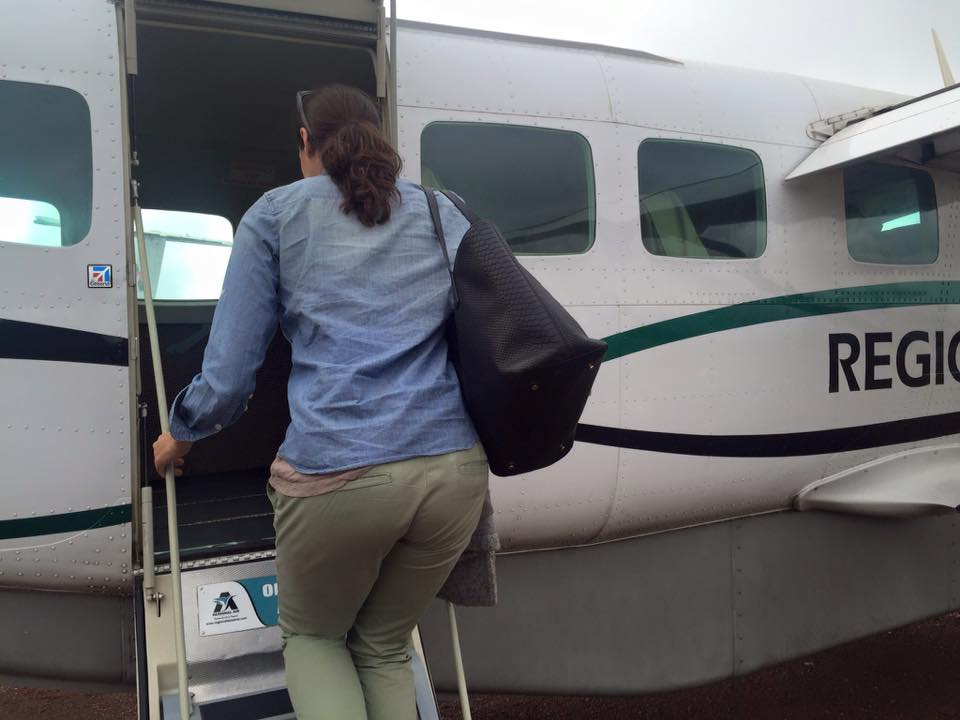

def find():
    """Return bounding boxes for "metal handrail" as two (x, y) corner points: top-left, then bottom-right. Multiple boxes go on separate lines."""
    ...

(447, 601), (473, 720)
(134, 195), (191, 720)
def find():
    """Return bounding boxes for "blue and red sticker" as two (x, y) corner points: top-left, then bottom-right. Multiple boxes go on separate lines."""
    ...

(87, 264), (112, 289)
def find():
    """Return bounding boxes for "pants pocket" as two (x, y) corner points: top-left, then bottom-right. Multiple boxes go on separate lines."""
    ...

(338, 473), (392, 491)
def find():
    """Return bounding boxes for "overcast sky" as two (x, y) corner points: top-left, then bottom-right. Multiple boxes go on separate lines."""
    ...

(394, 0), (960, 97)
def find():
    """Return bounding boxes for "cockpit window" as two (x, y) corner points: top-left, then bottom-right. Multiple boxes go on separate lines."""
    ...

(137, 210), (233, 301)
(638, 139), (766, 260)
(0, 80), (92, 247)
(843, 163), (938, 265)
(421, 122), (596, 255)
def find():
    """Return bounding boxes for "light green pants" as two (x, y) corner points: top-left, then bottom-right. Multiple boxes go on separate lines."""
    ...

(268, 443), (489, 720)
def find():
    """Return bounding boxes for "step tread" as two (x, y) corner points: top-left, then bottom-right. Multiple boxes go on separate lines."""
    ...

(153, 468), (275, 562)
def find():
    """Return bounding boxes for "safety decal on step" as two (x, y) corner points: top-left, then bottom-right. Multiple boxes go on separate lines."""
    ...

(197, 576), (279, 636)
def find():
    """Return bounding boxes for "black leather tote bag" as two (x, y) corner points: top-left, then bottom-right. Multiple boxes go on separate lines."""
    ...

(422, 187), (607, 476)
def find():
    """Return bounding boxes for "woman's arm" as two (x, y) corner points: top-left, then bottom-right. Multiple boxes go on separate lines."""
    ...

(160, 193), (281, 463)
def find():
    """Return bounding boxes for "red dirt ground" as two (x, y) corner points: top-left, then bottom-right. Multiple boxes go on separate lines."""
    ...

(4, 611), (960, 719)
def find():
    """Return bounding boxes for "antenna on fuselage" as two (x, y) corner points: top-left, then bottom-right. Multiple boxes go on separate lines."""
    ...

(932, 29), (955, 87)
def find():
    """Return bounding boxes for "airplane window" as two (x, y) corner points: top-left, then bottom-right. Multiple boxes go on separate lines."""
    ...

(420, 122), (596, 255)
(0, 80), (92, 247)
(844, 163), (938, 265)
(0, 198), (63, 247)
(638, 139), (766, 260)
(136, 210), (234, 301)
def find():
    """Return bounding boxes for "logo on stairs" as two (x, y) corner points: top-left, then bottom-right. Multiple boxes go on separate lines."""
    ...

(212, 592), (239, 615)
(198, 581), (268, 637)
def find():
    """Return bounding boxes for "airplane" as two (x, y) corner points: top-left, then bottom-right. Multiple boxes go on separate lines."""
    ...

(1, 0), (959, 717)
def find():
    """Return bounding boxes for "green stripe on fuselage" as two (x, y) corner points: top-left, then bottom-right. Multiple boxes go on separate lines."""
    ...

(0, 504), (132, 541)
(2, 285), (958, 540)
(603, 281), (960, 362)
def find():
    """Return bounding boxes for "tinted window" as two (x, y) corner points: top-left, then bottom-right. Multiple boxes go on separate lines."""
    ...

(638, 139), (766, 259)
(137, 210), (233, 301)
(844, 163), (938, 265)
(421, 123), (595, 254)
(0, 80), (92, 247)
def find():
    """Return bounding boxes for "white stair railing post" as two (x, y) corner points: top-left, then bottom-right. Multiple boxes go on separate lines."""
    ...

(134, 192), (191, 719)
(447, 601), (472, 720)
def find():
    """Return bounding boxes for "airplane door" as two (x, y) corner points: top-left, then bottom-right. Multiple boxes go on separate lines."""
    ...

(0, 1), (135, 600)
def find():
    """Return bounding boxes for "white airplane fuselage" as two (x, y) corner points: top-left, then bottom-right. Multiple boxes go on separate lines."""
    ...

(1, 1), (958, 702)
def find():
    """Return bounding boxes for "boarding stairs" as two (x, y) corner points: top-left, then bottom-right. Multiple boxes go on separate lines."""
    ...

(139, 464), (453, 719)
(146, 557), (442, 720)
(134, 204), (466, 720)
(136, 381), (453, 720)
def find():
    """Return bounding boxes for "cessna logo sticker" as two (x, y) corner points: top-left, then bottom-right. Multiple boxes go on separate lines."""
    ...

(87, 264), (112, 289)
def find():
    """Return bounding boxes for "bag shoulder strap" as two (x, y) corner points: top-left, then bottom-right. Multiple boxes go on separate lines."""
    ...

(438, 189), (481, 225)
(421, 186), (460, 309)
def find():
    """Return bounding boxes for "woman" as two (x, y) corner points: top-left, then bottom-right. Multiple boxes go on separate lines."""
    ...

(153, 84), (487, 720)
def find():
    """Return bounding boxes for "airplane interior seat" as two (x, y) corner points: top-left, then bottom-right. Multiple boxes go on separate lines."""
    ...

(641, 191), (710, 258)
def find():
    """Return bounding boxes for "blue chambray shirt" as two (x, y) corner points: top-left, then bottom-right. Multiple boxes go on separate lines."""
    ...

(169, 176), (478, 474)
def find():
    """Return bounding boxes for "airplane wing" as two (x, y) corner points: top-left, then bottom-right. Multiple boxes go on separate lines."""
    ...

(795, 445), (960, 517)
(787, 83), (960, 179)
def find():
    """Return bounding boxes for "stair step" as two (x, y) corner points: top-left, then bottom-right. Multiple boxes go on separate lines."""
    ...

(152, 469), (276, 563)
(161, 687), (293, 720)
(159, 559), (440, 719)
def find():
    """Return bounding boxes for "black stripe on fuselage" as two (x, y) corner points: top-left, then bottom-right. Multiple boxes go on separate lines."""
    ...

(576, 411), (960, 458)
(0, 319), (128, 366)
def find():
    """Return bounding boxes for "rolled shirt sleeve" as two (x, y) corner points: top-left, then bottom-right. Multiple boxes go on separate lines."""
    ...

(168, 193), (280, 442)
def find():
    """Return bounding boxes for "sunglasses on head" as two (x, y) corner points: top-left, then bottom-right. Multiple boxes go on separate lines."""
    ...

(296, 90), (315, 145)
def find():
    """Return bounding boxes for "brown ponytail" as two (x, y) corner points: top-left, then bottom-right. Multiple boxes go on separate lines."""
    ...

(298, 85), (402, 227)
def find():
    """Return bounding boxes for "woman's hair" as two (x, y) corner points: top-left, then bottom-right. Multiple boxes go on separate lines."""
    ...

(298, 85), (402, 227)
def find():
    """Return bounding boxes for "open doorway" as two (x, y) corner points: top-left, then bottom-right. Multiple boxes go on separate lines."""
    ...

(134, 9), (379, 562)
